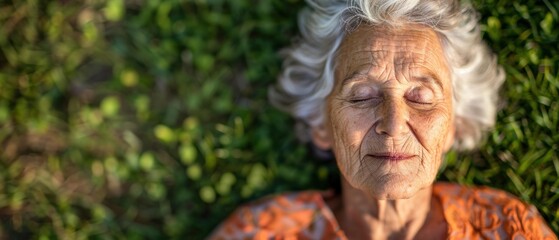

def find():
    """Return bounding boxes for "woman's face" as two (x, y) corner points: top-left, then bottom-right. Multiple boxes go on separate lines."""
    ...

(319, 24), (454, 200)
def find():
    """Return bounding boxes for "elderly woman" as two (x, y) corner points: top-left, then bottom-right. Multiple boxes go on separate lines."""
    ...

(210, 0), (557, 239)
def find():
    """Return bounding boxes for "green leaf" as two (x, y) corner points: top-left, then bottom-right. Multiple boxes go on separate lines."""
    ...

(101, 96), (120, 117)
(216, 172), (236, 195)
(540, 13), (554, 35)
(104, 0), (125, 21)
(154, 125), (175, 143)
(200, 186), (216, 203)
(120, 69), (139, 87)
(179, 144), (197, 165)
(487, 16), (501, 40)
(140, 152), (155, 171)
(187, 164), (202, 180)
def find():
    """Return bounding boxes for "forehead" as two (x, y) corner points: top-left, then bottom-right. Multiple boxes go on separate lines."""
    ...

(338, 24), (443, 54)
(335, 24), (449, 81)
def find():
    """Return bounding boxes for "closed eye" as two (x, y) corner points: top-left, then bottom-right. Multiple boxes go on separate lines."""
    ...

(406, 99), (432, 105)
(350, 98), (372, 103)
(349, 97), (382, 105)
(406, 87), (434, 106)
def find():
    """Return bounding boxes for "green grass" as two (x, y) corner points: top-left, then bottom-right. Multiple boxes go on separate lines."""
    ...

(0, 0), (557, 238)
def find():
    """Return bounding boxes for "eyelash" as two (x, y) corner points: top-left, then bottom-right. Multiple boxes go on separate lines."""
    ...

(348, 97), (380, 104)
(407, 99), (433, 105)
(348, 97), (433, 106)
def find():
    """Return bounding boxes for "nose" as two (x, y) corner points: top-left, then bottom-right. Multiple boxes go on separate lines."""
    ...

(374, 99), (410, 137)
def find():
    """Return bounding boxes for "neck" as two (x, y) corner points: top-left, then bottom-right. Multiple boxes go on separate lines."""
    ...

(336, 177), (437, 240)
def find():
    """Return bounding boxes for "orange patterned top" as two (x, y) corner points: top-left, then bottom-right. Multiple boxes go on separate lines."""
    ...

(209, 182), (557, 239)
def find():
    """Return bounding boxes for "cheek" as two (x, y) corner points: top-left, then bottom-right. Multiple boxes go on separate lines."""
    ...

(409, 108), (452, 153)
(327, 103), (374, 174)
(329, 105), (374, 150)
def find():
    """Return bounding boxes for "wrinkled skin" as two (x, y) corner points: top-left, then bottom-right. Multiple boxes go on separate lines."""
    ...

(314, 24), (455, 200)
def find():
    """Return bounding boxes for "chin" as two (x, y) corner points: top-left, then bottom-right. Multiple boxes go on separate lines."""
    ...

(355, 174), (431, 200)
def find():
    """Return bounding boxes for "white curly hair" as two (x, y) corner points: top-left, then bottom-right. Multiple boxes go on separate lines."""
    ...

(269, 0), (505, 150)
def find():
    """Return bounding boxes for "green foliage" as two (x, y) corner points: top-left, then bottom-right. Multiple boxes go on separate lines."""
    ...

(0, 0), (557, 238)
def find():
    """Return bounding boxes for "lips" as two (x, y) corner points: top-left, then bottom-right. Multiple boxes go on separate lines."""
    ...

(368, 152), (416, 161)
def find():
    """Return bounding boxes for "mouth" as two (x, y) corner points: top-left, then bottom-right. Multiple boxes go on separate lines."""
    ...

(368, 152), (416, 161)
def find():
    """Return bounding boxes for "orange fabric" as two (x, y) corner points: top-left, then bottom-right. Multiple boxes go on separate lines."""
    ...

(435, 182), (557, 240)
(209, 182), (557, 239)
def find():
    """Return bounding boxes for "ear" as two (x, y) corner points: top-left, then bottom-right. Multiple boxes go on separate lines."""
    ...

(311, 124), (332, 150)
(443, 123), (455, 153)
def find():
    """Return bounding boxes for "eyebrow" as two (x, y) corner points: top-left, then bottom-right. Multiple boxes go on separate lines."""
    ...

(341, 72), (369, 87)
(340, 71), (444, 90)
(413, 72), (444, 91)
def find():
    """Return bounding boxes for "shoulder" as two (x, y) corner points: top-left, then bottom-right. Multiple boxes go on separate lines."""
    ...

(433, 182), (557, 240)
(207, 191), (342, 240)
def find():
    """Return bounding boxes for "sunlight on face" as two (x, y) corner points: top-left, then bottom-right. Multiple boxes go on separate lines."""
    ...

(326, 24), (454, 200)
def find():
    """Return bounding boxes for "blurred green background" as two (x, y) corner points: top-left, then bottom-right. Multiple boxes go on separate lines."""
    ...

(0, 0), (557, 239)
